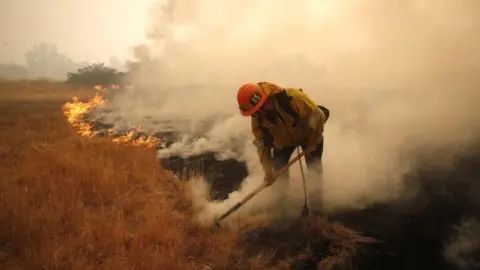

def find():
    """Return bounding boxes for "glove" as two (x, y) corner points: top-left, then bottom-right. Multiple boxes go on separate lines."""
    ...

(263, 172), (275, 186)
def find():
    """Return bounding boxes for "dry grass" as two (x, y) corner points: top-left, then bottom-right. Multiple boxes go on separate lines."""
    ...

(0, 80), (94, 102)
(0, 80), (374, 270)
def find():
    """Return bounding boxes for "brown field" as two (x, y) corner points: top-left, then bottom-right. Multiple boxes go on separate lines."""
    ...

(0, 80), (372, 270)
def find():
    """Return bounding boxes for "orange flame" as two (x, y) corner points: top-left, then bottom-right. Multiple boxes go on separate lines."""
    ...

(62, 85), (160, 148)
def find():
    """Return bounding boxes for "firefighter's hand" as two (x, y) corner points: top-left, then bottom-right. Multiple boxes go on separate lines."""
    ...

(263, 172), (276, 187)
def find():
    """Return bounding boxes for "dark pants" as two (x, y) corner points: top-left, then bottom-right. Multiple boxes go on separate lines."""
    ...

(272, 139), (324, 176)
(270, 140), (325, 211)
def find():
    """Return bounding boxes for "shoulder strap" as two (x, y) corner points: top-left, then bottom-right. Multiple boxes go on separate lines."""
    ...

(272, 89), (300, 127)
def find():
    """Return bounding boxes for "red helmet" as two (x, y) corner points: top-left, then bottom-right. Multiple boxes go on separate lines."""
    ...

(237, 83), (268, 116)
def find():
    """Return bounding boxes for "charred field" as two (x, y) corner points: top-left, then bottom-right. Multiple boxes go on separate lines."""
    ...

(160, 134), (480, 270)
(1, 80), (478, 270)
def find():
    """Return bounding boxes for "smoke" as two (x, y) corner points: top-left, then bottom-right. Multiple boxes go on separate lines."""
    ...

(90, 0), (480, 224)
(444, 217), (480, 270)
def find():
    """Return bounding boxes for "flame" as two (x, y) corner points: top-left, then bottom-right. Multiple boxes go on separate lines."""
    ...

(62, 85), (160, 148)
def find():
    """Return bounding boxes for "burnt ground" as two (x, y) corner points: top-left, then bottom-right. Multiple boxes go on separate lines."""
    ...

(89, 119), (250, 201)
(160, 152), (248, 200)
(334, 148), (480, 270)
(159, 142), (480, 270)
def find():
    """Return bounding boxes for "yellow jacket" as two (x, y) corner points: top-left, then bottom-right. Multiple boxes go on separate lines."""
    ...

(251, 82), (326, 174)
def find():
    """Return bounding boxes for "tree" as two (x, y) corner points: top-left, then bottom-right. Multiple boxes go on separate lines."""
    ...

(66, 62), (126, 86)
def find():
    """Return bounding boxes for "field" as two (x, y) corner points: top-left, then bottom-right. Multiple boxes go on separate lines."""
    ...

(0, 80), (376, 270)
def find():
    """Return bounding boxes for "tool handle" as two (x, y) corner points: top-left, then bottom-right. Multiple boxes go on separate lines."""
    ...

(216, 184), (266, 221)
(214, 150), (308, 223)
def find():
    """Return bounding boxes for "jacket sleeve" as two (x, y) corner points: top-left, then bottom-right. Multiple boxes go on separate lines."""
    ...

(251, 118), (274, 174)
(292, 92), (326, 143)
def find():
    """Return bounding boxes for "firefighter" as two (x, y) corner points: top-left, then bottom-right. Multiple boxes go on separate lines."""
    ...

(236, 82), (328, 195)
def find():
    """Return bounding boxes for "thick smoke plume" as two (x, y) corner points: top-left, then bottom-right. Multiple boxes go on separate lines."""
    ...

(444, 217), (480, 270)
(90, 0), (480, 225)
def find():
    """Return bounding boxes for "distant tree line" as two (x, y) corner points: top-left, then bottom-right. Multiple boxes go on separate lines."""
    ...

(0, 42), (129, 86)
(66, 62), (127, 86)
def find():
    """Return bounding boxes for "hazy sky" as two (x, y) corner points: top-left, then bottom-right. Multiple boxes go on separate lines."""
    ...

(1, 0), (156, 64)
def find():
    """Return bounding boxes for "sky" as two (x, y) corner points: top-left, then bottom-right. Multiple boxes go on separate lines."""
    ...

(0, 0), (156, 64)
